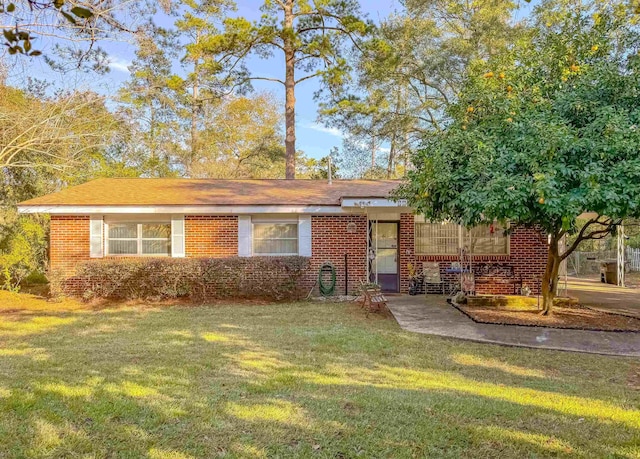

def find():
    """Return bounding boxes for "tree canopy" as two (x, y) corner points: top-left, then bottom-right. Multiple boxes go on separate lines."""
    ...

(205, 0), (370, 178)
(398, 0), (640, 312)
(320, 0), (520, 177)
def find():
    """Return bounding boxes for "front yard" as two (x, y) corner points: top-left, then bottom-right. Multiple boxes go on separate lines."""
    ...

(0, 292), (639, 458)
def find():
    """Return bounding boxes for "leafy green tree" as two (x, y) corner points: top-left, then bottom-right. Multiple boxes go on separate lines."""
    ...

(0, 216), (46, 291)
(169, 0), (236, 174)
(0, 84), (135, 290)
(399, 0), (640, 313)
(296, 147), (339, 179)
(189, 93), (286, 178)
(208, 0), (370, 179)
(332, 135), (388, 179)
(320, 0), (521, 177)
(118, 25), (182, 177)
(0, 85), (120, 172)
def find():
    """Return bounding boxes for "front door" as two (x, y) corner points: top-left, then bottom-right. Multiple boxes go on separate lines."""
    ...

(370, 222), (399, 293)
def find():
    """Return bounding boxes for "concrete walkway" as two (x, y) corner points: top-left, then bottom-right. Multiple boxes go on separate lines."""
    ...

(567, 277), (640, 319)
(387, 295), (640, 357)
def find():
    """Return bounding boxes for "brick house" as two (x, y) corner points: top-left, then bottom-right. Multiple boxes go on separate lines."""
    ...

(18, 178), (548, 295)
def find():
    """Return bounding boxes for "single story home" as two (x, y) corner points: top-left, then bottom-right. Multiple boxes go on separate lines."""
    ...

(18, 178), (548, 295)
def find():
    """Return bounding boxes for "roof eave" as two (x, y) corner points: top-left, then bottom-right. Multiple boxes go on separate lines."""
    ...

(17, 204), (351, 215)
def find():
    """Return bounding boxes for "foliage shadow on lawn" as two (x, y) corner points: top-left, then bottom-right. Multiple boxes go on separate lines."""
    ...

(0, 300), (638, 458)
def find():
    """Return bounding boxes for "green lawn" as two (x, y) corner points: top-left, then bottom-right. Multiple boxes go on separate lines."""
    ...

(0, 292), (639, 458)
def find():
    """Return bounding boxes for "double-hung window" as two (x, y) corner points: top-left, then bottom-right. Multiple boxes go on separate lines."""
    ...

(106, 222), (171, 256)
(252, 222), (298, 256)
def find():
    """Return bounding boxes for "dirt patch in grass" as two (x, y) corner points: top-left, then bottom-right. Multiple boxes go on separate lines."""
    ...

(456, 302), (640, 331)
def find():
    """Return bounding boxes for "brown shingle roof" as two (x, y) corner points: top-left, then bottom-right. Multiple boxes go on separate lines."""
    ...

(18, 178), (399, 207)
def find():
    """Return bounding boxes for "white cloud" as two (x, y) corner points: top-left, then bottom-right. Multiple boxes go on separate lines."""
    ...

(303, 122), (344, 138)
(108, 57), (131, 74)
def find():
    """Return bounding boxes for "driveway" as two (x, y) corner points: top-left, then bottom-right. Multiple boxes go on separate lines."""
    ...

(387, 295), (640, 357)
(567, 277), (640, 319)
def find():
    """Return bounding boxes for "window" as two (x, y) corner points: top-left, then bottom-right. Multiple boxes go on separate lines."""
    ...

(253, 223), (298, 255)
(467, 222), (509, 255)
(415, 220), (508, 255)
(107, 222), (171, 256)
(415, 222), (460, 255)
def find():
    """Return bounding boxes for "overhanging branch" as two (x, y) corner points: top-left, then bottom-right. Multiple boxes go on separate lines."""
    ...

(559, 217), (621, 261)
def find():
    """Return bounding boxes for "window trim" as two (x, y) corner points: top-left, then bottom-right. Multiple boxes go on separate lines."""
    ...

(105, 221), (172, 257)
(251, 221), (299, 256)
(414, 219), (510, 256)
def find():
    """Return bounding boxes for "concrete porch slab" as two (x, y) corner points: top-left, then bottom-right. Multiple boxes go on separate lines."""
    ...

(386, 295), (640, 357)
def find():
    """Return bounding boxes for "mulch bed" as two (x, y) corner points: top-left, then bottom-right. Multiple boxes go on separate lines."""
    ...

(455, 302), (640, 332)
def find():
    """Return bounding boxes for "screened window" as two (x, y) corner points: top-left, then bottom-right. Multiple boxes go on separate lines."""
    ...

(415, 221), (508, 255)
(107, 223), (171, 256)
(253, 223), (298, 255)
(467, 223), (509, 255)
(415, 222), (460, 255)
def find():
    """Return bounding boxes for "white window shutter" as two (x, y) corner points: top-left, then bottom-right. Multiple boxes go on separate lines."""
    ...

(298, 215), (312, 257)
(171, 215), (185, 258)
(89, 215), (104, 258)
(238, 215), (252, 257)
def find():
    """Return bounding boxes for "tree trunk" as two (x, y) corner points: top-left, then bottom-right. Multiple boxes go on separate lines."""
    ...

(403, 130), (409, 176)
(188, 31), (202, 178)
(387, 133), (397, 178)
(371, 137), (376, 169)
(284, 1), (296, 179)
(541, 236), (561, 315)
(149, 105), (156, 160)
(190, 81), (199, 177)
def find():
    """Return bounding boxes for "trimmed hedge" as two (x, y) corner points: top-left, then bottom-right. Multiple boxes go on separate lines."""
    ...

(64, 256), (310, 302)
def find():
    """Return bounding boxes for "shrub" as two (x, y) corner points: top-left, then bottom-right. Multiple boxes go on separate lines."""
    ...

(22, 271), (49, 285)
(66, 256), (310, 302)
(0, 217), (47, 292)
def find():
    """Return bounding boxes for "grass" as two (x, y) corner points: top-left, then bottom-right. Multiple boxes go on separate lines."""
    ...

(0, 291), (639, 458)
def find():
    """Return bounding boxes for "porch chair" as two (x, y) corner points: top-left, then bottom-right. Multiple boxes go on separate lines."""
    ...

(422, 262), (446, 294)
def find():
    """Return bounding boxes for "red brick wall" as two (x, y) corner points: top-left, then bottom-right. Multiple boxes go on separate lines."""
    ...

(185, 215), (238, 257)
(49, 212), (549, 298)
(399, 213), (415, 294)
(49, 215), (91, 279)
(400, 215), (548, 294)
(306, 215), (368, 296)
